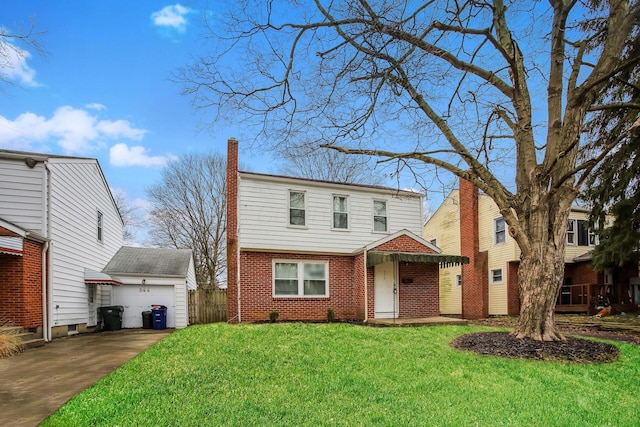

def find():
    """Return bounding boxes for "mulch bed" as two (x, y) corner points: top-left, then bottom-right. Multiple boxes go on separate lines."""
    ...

(451, 332), (620, 363)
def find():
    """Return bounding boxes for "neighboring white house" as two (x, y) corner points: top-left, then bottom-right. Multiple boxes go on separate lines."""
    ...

(0, 149), (195, 340)
(102, 247), (197, 329)
(0, 150), (123, 340)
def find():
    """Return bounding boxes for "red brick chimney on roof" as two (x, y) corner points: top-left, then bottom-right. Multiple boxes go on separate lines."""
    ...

(459, 176), (488, 319)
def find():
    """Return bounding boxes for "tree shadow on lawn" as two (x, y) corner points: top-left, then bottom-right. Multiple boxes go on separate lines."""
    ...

(451, 332), (619, 363)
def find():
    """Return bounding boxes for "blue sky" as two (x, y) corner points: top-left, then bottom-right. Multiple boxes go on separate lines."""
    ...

(1, 1), (450, 243)
(1, 2), (277, 238)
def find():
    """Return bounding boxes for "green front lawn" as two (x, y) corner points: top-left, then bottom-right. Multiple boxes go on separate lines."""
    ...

(43, 323), (640, 426)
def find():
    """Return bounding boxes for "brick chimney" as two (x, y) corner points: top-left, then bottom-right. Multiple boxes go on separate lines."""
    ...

(227, 138), (239, 323)
(459, 177), (488, 319)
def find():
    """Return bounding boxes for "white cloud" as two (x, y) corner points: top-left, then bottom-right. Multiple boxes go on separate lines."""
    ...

(0, 39), (39, 87)
(109, 143), (173, 167)
(151, 4), (192, 32)
(0, 106), (148, 155)
(86, 103), (106, 111)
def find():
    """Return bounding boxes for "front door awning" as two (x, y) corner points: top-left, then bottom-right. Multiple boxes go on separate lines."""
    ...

(0, 236), (23, 256)
(367, 251), (469, 268)
(84, 269), (123, 285)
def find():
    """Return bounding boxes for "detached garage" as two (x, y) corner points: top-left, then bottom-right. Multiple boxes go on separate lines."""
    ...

(102, 247), (197, 329)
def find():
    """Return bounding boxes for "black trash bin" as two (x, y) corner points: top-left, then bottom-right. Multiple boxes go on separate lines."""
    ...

(99, 306), (124, 331)
(151, 305), (167, 330)
(142, 311), (153, 329)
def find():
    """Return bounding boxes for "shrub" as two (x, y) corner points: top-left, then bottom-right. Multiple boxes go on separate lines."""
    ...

(0, 326), (23, 358)
(327, 309), (336, 323)
(268, 311), (279, 323)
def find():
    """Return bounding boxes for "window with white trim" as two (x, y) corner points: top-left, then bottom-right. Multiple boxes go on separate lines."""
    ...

(97, 210), (103, 242)
(491, 268), (503, 284)
(289, 191), (306, 226)
(373, 200), (387, 232)
(494, 217), (506, 244)
(274, 261), (329, 297)
(332, 195), (348, 229)
(567, 219), (596, 246)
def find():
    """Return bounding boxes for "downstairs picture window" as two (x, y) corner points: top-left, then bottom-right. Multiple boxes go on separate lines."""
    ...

(273, 261), (329, 297)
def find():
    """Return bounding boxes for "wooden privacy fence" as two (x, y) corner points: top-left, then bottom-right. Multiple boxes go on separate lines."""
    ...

(189, 288), (227, 324)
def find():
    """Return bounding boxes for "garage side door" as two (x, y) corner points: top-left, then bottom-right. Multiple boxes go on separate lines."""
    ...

(112, 285), (176, 328)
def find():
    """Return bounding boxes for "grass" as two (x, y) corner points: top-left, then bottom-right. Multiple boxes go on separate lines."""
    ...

(43, 323), (640, 426)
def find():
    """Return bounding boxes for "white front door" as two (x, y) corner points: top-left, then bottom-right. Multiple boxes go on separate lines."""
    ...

(374, 261), (398, 318)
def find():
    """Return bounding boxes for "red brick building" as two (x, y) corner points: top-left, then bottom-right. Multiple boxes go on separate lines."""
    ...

(226, 139), (467, 323)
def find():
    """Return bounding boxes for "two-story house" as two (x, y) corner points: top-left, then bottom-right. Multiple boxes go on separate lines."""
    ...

(424, 178), (639, 318)
(0, 150), (196, 342)
(226, 139), (467, 323)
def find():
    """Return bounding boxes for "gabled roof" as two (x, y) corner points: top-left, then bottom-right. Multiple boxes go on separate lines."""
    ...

(103, 247), (193, 277)
(363, 229), (441, 253)
(239, 170), (424, 197)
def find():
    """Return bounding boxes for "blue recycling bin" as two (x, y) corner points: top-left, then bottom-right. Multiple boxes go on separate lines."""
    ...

(151, 305), (167, 330)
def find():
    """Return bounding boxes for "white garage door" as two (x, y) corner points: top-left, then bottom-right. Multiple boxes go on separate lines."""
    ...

(112, 285), (176, 328)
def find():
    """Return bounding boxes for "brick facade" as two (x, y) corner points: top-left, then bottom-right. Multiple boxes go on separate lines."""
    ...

(0, 230), (43, 329)
(398, 262), (440, 317)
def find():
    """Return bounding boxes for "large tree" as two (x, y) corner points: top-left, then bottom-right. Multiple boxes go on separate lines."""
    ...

(147, 153), (227, 289)
(180, 0), (640, 340)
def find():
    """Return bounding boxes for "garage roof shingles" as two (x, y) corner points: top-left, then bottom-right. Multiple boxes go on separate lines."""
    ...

(103, 247), (192, 277)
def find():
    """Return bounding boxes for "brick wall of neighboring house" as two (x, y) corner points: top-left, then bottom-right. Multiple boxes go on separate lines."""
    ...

(227, 138), (239, 323)
(507, 261), (520, 315)
(398, 262), (440, 317)
(459, 178), (488, 319)
(238, 251), (362, 322)
(0, 238), (43, 328)
(565, 261), (599, 285)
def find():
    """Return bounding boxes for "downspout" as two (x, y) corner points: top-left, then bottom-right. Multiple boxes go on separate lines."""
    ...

(44, 159), (52, 342)
(41, 241), (49, 342)
(363, 248), (368, 322)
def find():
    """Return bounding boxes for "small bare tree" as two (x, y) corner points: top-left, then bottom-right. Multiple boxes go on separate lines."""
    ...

(179, 0), (640, 340)
(0, 19), (46, 88)
(279, 146), (384, 185)
(147, 153), (227, 289)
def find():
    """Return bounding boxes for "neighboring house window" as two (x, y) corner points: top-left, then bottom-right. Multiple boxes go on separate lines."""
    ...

(567, 219), (596, 246)
(373, 200), (387, 232)
(429, 238), (437, 246)
(333, 195), (348, 229)
(494, 217), (506, 244)
(456, 274), (462, 287)
(491, 268), (503, 284)
(289, 191), (306, 226)
(97, 210), (103, 242)
(273, 261), (328, 297)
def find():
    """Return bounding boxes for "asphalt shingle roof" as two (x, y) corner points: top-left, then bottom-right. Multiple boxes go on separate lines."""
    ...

(103, 247), (192, 277)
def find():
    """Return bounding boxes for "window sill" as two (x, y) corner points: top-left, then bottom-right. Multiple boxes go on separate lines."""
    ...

(273, 295), (330, 299)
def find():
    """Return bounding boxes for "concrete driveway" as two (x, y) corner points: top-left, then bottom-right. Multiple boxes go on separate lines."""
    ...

(0, 329), (171, 427)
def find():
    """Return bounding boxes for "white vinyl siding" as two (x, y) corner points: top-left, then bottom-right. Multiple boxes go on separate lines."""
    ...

(0, 158), (46, 234)
(238, 174), (423, 254)
(47, 160), (123, 327)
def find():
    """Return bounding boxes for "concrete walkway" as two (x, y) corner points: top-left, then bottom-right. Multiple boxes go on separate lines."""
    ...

(0, 329), (171, 427)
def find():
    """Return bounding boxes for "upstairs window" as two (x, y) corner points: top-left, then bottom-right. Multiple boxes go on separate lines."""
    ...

(373, 200), (387, 232)
(333, 195), (348, 229)
(289, 191), (306, 226)
(567, 219), (596, 246)
(494, 217), (506, 244)
(97, 210), (103, 242)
